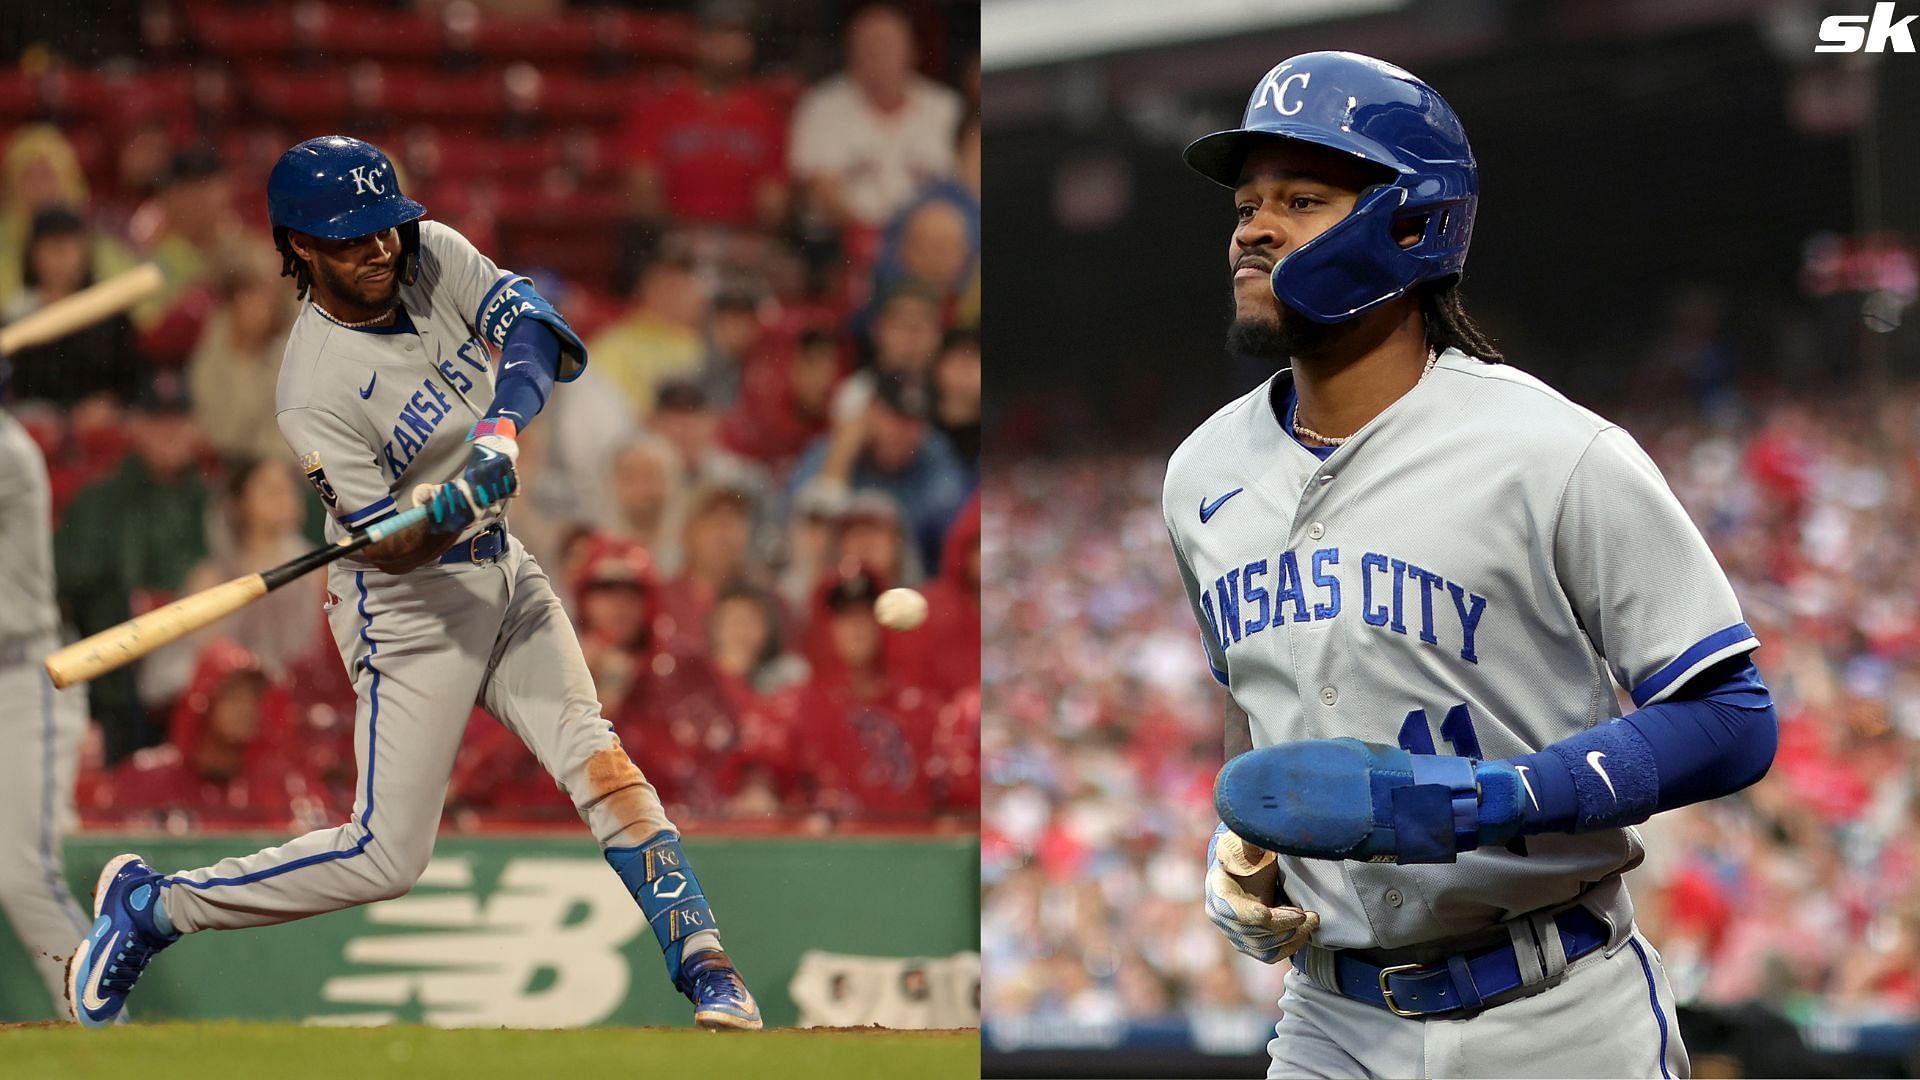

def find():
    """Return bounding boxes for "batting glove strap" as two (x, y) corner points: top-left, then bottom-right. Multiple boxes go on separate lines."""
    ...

(469, 417), (519, 449)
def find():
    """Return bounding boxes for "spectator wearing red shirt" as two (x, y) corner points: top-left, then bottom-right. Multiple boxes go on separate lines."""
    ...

(793, 571), (938, 822)
(722, 326), (843, 474)
(92, 640), (331, 831)
(705, 584), (808, 817)
(446, 706), (571, 824)
(889, 491), (978, 703)
(616, 1), (788, 231)
(572, 537), (671, 712)
(610, 643), (755, 824)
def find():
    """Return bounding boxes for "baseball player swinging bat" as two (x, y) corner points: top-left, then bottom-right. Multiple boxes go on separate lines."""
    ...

(43, 504), (429, 689)
(64, 135), (761, 1034)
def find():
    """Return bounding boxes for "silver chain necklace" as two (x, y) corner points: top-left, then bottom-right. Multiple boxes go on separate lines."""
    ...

(312, 298), (398, 329)
(1293, 349), (1440, 448)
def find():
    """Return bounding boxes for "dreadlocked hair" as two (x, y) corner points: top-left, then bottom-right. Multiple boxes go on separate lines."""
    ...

(273, 227), (312, 300)
(1421, 280), (1503, 364)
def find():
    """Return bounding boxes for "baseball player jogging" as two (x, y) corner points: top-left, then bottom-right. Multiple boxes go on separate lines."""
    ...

(1166, 54), (1775, 1078)
(65, 136), (761, 1030)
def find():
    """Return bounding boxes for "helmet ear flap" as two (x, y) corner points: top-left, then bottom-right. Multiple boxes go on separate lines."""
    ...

(398, 220), (421, 287)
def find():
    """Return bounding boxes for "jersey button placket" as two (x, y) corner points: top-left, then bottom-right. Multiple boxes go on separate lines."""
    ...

(1307, 521), (1325, 541)
(1319, 686), (1338, 706)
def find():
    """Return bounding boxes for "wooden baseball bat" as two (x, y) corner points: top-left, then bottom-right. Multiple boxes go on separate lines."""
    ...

(0, 263), (164, 355)
(45, 505), (431, 689)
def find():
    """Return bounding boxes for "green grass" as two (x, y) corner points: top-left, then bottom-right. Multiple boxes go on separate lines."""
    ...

(0, 1022), (981, 1079)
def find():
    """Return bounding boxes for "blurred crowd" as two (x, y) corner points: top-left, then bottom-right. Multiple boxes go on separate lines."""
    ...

(2, 0), (979, 833)
(981, 379), (1920, 1030)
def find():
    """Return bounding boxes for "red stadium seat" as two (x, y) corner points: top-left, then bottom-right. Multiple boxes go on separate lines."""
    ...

(308, 11), (440, 61)
(0, 71), (37, 122)
(467, 10), (698, 65)
(242, 69), (350, 128)
(189, 7), (292, 58)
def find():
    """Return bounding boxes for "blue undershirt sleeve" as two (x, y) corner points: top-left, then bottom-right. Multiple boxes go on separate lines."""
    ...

(485, 318), (561, 430)
(1505, 655), (1777, 834)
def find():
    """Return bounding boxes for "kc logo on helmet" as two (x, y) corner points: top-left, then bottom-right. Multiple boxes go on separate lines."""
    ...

(1817, 2), (1917, 52)
(348, 165), (387, 195)
(1250, 66), (1312, 117)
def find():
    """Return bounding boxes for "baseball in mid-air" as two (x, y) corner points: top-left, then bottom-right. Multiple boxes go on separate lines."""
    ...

(874, 587), (929, 631)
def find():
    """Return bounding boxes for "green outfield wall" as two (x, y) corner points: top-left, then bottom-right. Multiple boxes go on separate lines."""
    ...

(0, 834), (978, 1027)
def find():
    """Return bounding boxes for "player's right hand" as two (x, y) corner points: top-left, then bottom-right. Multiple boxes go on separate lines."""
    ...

(1206, 822), (1319, 964)
(412, 478), (480, 536)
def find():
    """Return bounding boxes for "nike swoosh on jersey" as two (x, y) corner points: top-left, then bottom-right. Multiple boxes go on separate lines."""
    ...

(1586, 751), (1618, 800)
(1514, 764), (1540, 812)
(80, 930), (118, 1011)
(1200, 488), (1244, 524)
(359, 374), (378, 399)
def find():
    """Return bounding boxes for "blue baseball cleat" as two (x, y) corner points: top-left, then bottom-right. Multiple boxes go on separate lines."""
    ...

(67, 854), (178, 1028)
(679, 950), (763, 1030)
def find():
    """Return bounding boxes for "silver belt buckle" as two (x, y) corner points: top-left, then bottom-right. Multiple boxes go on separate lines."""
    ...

(1377, 962), (1430, 1018)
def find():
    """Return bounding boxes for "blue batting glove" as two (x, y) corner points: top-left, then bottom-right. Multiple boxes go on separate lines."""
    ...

(415, 479), (479, 536)
(462, 441), (517, 509)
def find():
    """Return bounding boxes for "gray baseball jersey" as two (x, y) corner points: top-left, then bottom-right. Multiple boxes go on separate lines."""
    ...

(156, 223), (711, 968)
(0, 412), (91, 1013)
(1165, 350), (1756, 952)
(275, 219), (581, 551)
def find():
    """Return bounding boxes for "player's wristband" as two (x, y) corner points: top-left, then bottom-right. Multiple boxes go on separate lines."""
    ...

(469, 417), (518, 442)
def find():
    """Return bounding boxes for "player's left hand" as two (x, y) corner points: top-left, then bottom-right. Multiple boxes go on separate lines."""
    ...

(1215, 737), (1527, 865)
(461, 418), (519, 511)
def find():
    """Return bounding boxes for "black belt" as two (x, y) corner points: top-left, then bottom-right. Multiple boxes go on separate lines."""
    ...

(1320, 906), (1611, 1018)
(439, 523), (507, 564)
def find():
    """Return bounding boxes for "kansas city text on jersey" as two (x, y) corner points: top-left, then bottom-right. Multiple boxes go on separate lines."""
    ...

(381, 337), (489, 481)
(1199, 547), (1489, 664)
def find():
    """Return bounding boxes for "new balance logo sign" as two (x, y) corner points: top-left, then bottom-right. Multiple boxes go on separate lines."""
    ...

(1817, 3), (1917, 52)
(348, 165), (387, 195)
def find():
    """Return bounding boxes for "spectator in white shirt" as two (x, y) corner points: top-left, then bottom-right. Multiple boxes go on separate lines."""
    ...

(788, 3), (965, 230)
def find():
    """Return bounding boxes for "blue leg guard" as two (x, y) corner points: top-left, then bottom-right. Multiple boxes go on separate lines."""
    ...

(605, 832), (718, 991)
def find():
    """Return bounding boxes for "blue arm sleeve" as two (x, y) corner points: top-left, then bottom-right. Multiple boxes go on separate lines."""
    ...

(485, 318), (561, 429)
(1504, 654), (1777, 834)
(475, 275), (588, 380)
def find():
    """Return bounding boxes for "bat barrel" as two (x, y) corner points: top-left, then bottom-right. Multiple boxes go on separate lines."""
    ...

(44, 575), (267, 689)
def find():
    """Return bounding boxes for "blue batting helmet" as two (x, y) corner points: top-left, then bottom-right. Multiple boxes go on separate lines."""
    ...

(268, 136), (425, 290)
(1184, 52), (1477, 324)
